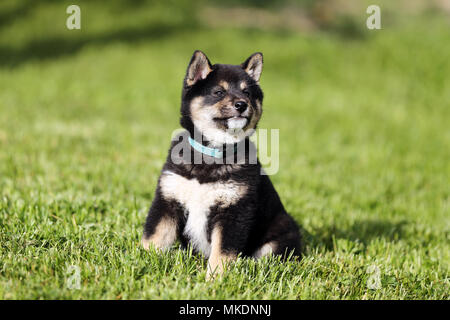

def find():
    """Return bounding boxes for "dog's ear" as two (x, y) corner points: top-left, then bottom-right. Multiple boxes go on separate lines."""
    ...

(241, 52), (263, 82)
(185, 50), (213, 87)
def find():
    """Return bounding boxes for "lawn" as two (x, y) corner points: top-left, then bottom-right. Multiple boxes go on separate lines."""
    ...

(0, 0), (449, 299)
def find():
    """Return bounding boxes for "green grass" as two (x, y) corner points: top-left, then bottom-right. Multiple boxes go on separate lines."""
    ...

(0, 0), (449, 299)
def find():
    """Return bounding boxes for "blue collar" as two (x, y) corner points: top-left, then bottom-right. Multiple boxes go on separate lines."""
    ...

(188, 137), (239, 159)
(188, 137), (224, 158)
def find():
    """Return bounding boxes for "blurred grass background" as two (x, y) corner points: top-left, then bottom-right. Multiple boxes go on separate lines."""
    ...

(0, 0), (449, 299)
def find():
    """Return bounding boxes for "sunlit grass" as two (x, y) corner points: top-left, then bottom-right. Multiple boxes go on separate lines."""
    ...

(0, 0), (449, 299)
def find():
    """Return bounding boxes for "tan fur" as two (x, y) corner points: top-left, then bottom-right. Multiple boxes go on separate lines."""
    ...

(219, 81), (229, 90)
(141, 216), (177, 251)
(246, 99), (262, 130)
(207, 227), (236, 279)
(255, 99), (262, 112)
(190, 96), (218, 131)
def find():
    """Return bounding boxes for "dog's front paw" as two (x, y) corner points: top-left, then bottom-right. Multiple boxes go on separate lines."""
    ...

(206, 254), (235, 281)
(206, 263), (223, 281)
(206, 268), (216, 281)
(141, 237), (152, 250)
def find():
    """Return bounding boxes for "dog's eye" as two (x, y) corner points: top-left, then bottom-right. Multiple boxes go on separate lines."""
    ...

(243, 89), (250, 97)
(214, 90), (224, 97)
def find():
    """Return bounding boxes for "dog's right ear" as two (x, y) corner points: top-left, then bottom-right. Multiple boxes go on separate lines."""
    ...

(185, 50), (213, 87)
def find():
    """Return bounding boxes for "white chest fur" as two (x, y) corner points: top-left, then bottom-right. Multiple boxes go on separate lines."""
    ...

(159, 170), (247, 257)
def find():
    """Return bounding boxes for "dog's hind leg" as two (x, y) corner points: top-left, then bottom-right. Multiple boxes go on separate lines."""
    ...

(253, 241), (276, 258)
(253, 213), (302, 260)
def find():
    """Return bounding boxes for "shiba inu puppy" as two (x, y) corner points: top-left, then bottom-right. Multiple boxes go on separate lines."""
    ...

(142, 50), (301, 278)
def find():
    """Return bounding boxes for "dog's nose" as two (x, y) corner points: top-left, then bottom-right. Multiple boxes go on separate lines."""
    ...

(234, 101), (248, 113)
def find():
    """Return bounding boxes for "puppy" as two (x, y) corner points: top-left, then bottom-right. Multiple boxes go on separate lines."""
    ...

(142, 51), (301, 278)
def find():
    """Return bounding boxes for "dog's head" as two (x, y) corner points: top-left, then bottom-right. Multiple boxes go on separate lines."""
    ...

(180, 50), (264, 146)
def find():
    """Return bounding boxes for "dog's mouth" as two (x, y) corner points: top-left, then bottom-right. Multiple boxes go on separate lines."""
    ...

(213, 116), (249, 130)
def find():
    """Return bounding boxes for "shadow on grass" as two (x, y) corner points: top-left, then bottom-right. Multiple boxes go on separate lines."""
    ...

(0, 0), (148, 32)
(0, 0), (57, 31)
(302, 219), (410, 253)
(0, 23), (192, 68)
(0, 0), (370, 69)
(0, 0), (200, 68)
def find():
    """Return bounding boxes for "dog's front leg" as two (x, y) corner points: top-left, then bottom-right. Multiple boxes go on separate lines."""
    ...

(142, 189), (181, 251)
(207, 226), (237, 280)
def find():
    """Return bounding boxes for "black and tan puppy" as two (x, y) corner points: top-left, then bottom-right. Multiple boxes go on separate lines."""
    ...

(142, 50), (301, 278)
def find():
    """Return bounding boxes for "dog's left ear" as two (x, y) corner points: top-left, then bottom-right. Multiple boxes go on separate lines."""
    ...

(185, 50), (213, 87)
(241, 52), (263, 82)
